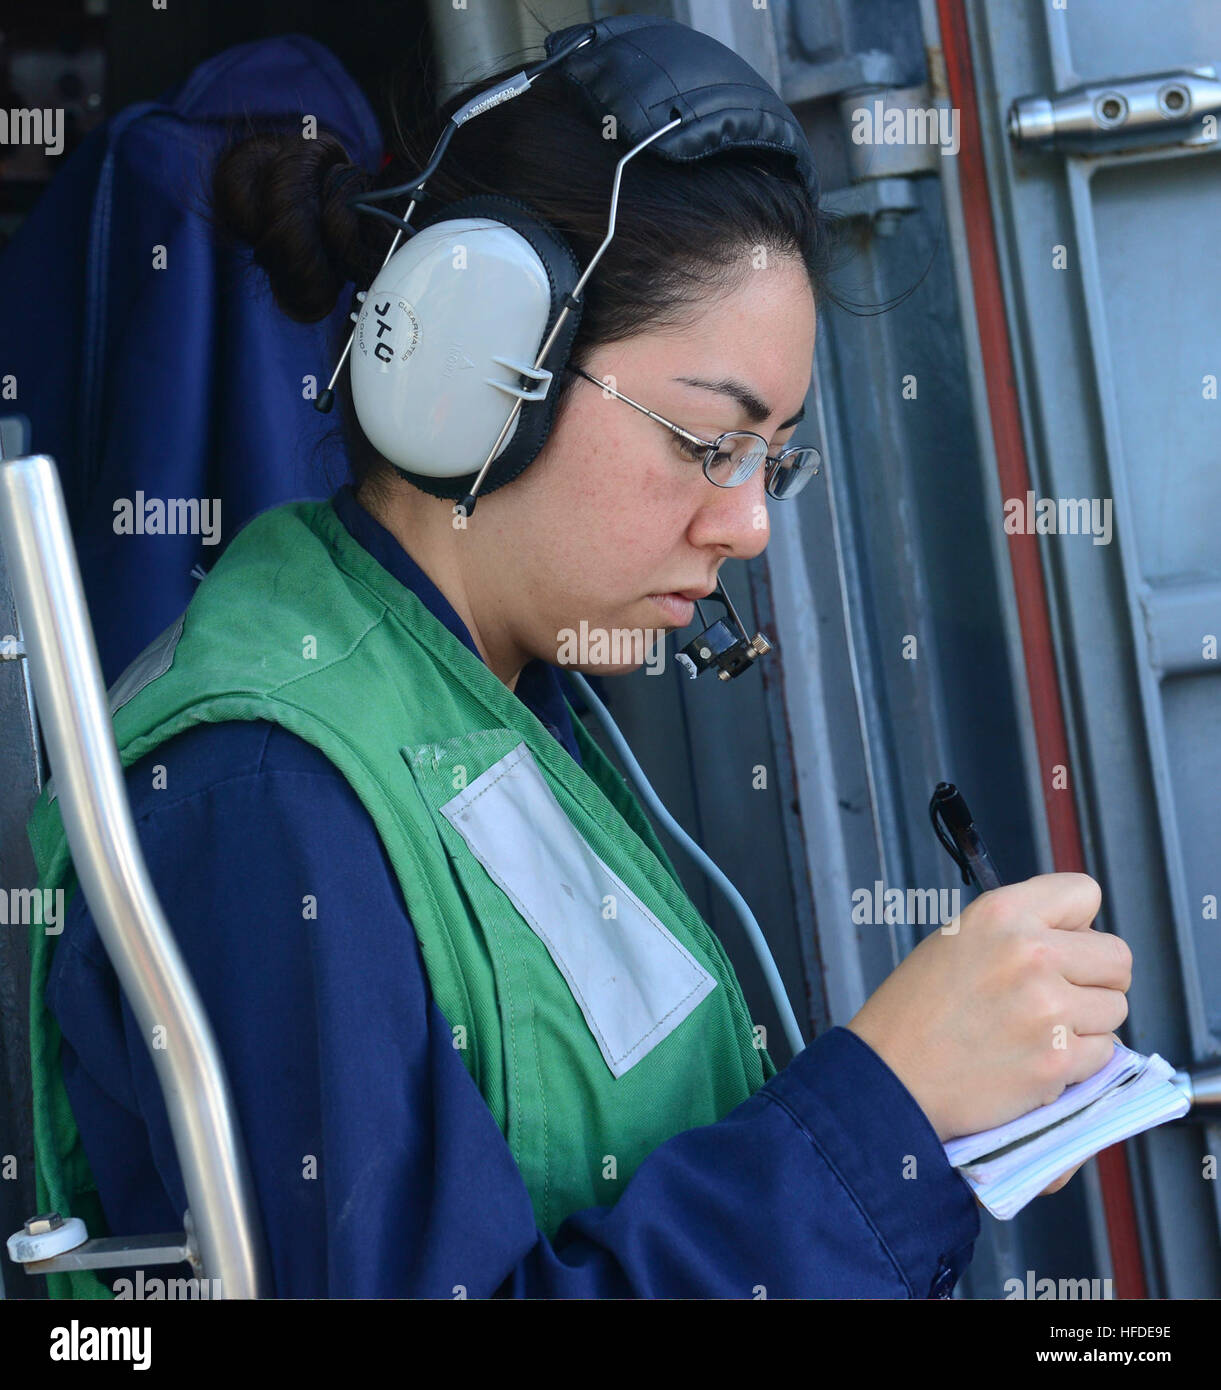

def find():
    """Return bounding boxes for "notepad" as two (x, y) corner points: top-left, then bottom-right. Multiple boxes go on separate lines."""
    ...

(943, 1042), (1190, 1220)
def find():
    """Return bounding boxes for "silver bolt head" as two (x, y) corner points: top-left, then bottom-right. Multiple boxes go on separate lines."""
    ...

(24, 1212), (64, 1235)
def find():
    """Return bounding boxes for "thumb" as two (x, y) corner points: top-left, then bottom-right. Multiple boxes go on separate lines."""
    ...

(1021, 872), (1103, 932)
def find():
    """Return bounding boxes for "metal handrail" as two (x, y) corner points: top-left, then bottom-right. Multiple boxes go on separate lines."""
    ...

(0, 454), (267, 1298)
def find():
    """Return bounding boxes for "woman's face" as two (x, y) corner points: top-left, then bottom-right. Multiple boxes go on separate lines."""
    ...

(457, 253), (818, 684)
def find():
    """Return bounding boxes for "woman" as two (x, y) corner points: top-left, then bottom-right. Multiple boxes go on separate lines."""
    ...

(33, 21), (1129, 1299)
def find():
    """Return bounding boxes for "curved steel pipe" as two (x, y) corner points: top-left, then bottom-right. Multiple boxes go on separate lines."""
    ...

(0, 454), (267, 1298)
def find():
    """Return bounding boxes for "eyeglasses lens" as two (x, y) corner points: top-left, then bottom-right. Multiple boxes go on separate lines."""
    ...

(766, 447), (822, 499)
(705, 433), (769, 487)
(705, 435), (822, 498)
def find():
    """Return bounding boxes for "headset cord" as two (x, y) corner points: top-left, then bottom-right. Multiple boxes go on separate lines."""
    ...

(565, 669), (806, 1058)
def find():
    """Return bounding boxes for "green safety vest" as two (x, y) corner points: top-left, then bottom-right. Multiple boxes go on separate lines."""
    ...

(26, 497), (774, 1298)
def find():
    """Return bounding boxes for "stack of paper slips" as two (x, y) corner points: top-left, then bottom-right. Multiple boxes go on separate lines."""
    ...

(943, 1042), (1190, 1220)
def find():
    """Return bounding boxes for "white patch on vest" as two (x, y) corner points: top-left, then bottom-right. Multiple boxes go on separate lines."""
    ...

(439, 741), (717, 1078)
(46, 612), (186, 806)
(107, 612), (186, 717)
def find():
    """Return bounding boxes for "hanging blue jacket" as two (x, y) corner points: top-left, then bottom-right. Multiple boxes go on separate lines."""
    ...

(45, 483), (980, 1298)
(0, 35), (382, 688)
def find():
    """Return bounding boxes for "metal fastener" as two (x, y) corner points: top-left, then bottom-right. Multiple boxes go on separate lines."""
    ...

(24, 1212), (64, 1236)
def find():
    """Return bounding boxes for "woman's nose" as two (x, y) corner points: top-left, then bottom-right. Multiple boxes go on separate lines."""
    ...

(690, 462), (770, 559)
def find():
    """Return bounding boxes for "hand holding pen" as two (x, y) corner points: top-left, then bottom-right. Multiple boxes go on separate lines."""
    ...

(843, 784), (1132, 1160)
(927, 782), (1122, 1195)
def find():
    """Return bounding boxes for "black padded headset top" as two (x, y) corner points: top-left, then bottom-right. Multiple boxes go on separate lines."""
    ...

(545, 14), (820, 206)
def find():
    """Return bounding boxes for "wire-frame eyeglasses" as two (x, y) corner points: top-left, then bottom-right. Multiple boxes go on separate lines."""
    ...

(565, 366), (821, 499)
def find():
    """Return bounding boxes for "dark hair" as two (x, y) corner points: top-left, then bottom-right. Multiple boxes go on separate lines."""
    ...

(208, 42), (841, 499)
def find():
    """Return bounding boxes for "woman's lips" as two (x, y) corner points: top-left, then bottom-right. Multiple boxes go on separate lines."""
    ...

(647, 593), (696, 626)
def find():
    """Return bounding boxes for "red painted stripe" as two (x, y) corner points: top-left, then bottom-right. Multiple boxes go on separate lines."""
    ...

(933, 0), (1148, 1299)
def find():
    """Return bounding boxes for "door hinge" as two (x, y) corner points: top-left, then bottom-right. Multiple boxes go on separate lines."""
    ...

(783, 53), (954, 235)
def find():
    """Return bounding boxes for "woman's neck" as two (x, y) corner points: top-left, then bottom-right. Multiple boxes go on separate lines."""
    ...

(354, 481), (527, 692)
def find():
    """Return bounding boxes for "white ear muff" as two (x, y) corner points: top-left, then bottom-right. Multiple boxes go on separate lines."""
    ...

(349, 217), (557, 479)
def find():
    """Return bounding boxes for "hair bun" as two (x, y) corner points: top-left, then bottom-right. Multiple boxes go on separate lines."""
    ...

(320, 162), (369, 205)
(209, 130), (374, 323)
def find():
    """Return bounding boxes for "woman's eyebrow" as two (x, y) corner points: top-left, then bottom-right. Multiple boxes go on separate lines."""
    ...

(673, 375), (806, 429)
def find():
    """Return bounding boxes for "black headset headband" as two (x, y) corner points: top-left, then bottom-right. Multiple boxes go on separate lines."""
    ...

(545, 15), (820, 205)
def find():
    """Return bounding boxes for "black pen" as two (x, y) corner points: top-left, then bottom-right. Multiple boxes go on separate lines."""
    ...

(929, 782), (1003, 891)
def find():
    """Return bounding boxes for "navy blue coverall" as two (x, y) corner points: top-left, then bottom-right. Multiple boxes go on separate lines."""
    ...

(46, 483), (980, 1297)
